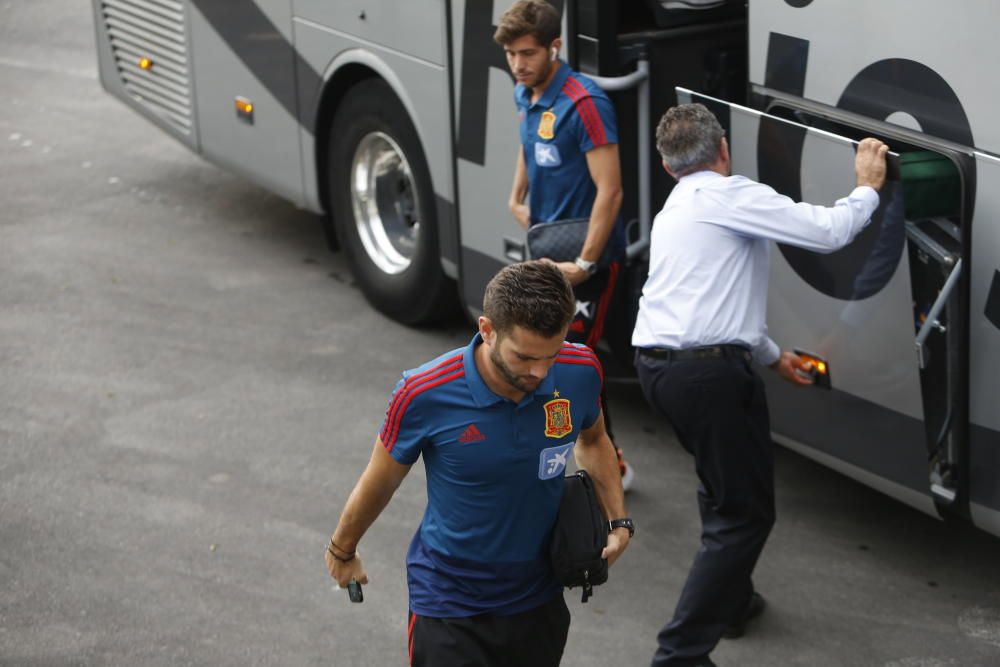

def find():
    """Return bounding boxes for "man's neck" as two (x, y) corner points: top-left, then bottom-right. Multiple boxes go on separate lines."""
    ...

(530, 61), (561, 105)
(474, 340), (524, 403)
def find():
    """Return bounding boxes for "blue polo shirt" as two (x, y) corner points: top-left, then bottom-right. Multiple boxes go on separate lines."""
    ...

(378, 334), (604, 617)
(516, 61), (625, 254)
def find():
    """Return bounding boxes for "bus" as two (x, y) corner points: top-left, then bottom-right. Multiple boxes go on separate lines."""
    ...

(90, 0), (1000, 538)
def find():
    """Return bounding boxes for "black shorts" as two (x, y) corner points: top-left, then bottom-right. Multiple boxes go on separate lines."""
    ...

(408, 594), (570, 667)
(566, 261), (620, 348)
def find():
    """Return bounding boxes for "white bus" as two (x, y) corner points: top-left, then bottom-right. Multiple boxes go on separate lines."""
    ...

(91, 0), (1000, 538)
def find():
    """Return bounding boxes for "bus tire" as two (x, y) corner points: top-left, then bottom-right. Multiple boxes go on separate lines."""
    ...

(327, 78), (455, 325)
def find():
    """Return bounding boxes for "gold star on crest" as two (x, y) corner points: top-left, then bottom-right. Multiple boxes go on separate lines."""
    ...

(553, 390), (560, 398)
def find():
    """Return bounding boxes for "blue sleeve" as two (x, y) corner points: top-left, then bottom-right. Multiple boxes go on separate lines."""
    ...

(580, 379), (602, 431)
(580, 355), (605, 431)
(377, 376), (427, 465)
(572, 94), (618, 153)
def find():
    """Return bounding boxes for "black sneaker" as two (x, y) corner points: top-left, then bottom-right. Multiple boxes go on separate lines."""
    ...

(723, 592), (765, 639)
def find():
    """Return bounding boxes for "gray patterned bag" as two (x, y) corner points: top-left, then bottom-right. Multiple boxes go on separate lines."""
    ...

(526, 218), (615, 268)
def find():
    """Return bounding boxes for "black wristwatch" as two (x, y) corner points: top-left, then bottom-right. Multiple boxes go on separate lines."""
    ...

(608, 517), (635, 538)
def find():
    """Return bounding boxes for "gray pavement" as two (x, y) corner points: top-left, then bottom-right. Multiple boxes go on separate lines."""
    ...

(3, 2), (1000, 666)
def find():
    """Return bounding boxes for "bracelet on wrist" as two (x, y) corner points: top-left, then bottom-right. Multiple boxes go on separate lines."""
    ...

(328, 539), (356, 563)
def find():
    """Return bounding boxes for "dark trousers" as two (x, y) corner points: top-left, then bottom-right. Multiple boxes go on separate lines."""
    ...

(566, 261), (620, 349)
(408, 594), (570, 667)
(636, 350), (776, 666)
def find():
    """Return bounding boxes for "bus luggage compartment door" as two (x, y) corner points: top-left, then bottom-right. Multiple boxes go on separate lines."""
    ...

(676, 88), (964, 518)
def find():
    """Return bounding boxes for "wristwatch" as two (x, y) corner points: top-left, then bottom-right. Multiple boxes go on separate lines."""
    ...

(608, 517), (635, 538)
(574, 256), (597, 276)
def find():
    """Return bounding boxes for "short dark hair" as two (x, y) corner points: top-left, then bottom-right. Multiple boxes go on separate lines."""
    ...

(483, 261), (574, 338)
(493, 0), (561, 47)
(655, 103), (725, 177)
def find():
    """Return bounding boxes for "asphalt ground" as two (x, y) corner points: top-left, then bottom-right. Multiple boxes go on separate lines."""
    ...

(3, 2), (1000, 666)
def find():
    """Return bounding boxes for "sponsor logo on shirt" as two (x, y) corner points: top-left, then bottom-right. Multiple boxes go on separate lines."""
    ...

(534, 142), (561, 167)
(543, 398), (572, 438)
(537, 110), (556, 139)
(458, 424), (487, 443)
(538, 442), (574, 480)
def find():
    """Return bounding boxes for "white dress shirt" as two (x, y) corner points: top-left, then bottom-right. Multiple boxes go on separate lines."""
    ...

(632, 170), (880, 366)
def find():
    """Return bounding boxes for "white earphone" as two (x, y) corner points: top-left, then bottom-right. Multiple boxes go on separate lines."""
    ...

(550, 47), (558, 61)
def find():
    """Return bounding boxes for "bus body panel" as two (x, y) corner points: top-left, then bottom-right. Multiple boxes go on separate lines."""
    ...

(744, 2), (1000, 531)
(295, 0), (446, 67)
(449, 0), (535, 313)
(969, 152), (1000, 532)
(749, 0), (994, 153)
(292, 12), (457, 276)
(775, 432), (938, 518)
(92, 0), (200, 151)
(187, 0), (306, 207)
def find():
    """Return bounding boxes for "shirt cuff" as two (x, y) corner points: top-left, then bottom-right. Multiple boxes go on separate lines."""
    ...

(752, 337), (781, 367)
(850, 185), (880, 213)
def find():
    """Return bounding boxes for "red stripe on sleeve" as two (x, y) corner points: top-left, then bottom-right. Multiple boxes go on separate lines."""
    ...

(578, 95), (607, 146)
(564, 77), (607, 146)
(560, 80), (596, 142)
(380, 361), (463, 448)
(559, 344), (601, 366)
(559, 344), (598, 358)
(380, 354), (463, 445)
(561, 80), (600, 147)
(556, 355), (604, 386)
(384, 369), (466, 452)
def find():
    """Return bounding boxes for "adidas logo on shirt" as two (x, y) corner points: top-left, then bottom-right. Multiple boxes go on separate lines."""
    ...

(458, 424), (487, 443)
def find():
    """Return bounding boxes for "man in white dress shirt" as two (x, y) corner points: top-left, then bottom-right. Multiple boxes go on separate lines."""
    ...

(632, 103), (888, 667)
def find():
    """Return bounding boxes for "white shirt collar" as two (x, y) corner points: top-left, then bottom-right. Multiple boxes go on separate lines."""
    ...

(676, 169), (726, 188)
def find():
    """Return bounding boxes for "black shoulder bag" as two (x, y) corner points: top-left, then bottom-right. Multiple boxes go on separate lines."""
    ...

(549, 469), (608, 603)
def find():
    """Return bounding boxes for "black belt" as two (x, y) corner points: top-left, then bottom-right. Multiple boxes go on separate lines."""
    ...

(638, 344), (751, 362)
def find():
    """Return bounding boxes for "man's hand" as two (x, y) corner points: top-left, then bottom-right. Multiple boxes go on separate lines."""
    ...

(510, 202), (531, 230)
(770, 350), (814, 386)
(325, 547), (369, 589)
(603, 528), (630, 566)
(855, 137), (889, 191)
(549, 259), (588, 286)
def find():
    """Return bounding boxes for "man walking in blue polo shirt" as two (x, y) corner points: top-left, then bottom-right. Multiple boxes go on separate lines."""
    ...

(325, 261), (631, 667)
(495, 0), (634, 491)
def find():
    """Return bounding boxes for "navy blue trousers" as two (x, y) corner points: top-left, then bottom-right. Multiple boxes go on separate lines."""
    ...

(636, 351), (776, 666)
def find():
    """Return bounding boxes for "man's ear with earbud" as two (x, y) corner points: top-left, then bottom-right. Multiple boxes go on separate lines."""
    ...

(551, 47), (558, 61)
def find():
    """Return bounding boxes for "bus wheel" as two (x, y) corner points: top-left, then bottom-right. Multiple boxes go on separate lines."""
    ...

(328, 79), (454, 325)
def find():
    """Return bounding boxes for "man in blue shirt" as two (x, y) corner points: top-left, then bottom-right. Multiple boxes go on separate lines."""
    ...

(326, 261), (631, 667)
(495, 0), (634, 491)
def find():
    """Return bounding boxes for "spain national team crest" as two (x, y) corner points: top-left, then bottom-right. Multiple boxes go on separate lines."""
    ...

(537, 110), (556, 139)
(543, 398), (572, 438)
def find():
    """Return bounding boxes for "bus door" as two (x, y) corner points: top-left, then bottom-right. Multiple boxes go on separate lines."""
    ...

(678, 88), (968, 519)
(969, 153), (1000, 535)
